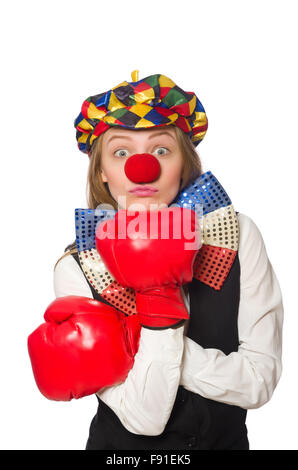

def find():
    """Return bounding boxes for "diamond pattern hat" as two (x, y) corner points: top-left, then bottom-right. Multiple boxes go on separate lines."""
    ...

(74, 70), (208, 154)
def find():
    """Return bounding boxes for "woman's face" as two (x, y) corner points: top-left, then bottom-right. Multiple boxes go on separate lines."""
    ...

(100, 126), (184, 210)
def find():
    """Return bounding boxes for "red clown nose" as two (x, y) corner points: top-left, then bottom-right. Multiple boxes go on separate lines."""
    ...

(124, 153), (161, 183)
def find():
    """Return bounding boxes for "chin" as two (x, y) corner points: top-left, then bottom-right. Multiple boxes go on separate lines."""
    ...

(127, 192), (174, 210)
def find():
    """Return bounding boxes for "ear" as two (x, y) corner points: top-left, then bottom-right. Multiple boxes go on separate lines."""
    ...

(101, 169), (108, 183)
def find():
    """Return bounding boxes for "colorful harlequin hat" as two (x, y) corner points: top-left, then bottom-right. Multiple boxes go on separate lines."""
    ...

(74, 70), (208, 154)
(74, 171), (239, 316)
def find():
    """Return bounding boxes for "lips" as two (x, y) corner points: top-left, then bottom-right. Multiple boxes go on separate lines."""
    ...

(129, 186), (158, 196)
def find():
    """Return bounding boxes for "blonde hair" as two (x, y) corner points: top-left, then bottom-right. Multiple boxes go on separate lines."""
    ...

(54, 125), (203, 269)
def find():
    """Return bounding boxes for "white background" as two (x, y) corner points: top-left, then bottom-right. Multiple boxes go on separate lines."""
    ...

(0, 0), (297, 450)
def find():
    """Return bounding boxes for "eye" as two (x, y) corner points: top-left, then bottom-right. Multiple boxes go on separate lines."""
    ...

(114, 149), (129, 158)
(153, 147), (169, 156)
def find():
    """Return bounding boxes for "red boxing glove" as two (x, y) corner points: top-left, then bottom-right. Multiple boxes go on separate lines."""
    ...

(96, 207), (200, 329)
(27, 296), (141, 401)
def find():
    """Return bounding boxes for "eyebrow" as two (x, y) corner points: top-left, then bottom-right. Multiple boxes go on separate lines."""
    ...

(106, 131), (176, 145)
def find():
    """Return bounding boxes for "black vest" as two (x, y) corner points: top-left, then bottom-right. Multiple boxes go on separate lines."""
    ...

(67, 239), (249, 451)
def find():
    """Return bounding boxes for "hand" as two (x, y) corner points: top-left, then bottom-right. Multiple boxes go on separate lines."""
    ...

(96, 207), (200, 329)
(27, 295), (141, 401)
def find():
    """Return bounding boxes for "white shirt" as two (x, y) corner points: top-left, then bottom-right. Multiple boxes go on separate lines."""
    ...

(53, 213), (284, 436)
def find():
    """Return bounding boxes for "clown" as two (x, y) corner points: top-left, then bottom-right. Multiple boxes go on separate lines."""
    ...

(28, 70), (284, 450)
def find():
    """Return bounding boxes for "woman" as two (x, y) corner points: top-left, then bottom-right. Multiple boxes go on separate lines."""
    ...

(29, 71), (284, 450)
